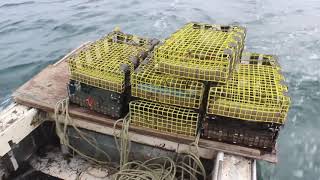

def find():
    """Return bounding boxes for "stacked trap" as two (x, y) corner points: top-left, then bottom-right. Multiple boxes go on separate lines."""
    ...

(131, 55), (204, 109)
(130, 100), (199, 136)
(66, 23), (291, 151)
(154, 22), (246, 82)
(129, 22), (247, 137)
(203, 52), (290, 150)
(67, 30), (158, 118)
(130, 55), (204, 136)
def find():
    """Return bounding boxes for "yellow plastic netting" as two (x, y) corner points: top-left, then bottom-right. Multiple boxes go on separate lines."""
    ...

(207, 53), (290, 124)
(240, 52), (281, 70)
(129, 100), (199, 136)
(68, 30), (156, 93)
(154, 22), (246, 82)
(102, 30), (156, 50)
(131, 54), (205, 109)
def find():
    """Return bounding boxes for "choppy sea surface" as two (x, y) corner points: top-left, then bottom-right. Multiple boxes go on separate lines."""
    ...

(0, 0), (320, 179)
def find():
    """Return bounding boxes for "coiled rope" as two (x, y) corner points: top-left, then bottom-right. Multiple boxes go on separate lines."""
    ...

(54, 97), (206, 179)
(54, 98), (112, 164)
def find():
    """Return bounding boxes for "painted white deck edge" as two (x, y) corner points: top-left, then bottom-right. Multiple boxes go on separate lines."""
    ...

(0, 104), (39, 157)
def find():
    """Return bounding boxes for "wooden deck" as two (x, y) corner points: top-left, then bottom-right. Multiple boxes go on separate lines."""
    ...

(13, 43), (277, 163)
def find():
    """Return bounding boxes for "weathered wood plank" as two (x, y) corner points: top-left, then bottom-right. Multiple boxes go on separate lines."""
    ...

(12, 43), (277, 163)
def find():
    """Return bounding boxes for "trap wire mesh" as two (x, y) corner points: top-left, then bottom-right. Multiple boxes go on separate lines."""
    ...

(68, 80), (127, 118)
(102, 30), (158, 50)
(238, 52), (288, 92)
(202, 116), (278, 150)
(154, 22), (246, 82)
(129, 100), (199, 136)
(240, 52), (281, 70)
(68, 30), (157, 93)
(207, 56), (290, 124)
(131, 54), (205, 109)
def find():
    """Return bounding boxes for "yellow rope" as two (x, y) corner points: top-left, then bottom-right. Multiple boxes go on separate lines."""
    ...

(111, 118), (206, 180)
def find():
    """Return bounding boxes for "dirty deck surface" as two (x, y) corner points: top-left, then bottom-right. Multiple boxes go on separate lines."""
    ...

(13, 43), (277, 163)
(30, 147), (111, 180)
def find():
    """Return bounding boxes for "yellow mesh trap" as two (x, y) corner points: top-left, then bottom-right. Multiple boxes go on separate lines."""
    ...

(207, 56), (290, 124)
(131, 54), (205, 109)
(238, 52), (287, 91)
(154, 22), (246, 82)
(68, 30), (158, 93)
(129, 100), (199, 136)
(102, 30), (158, 50)
(240, 52), (280, 70)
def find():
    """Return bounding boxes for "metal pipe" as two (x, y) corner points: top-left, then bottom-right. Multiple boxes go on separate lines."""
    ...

(212, 151), (224, 180)
(252, 159), (257, 180)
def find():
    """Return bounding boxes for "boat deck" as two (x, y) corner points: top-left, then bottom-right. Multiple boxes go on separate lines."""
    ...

(12, 43), (277, 163)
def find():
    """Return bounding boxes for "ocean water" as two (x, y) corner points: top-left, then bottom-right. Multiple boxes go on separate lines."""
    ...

(0, 0), (320, 179)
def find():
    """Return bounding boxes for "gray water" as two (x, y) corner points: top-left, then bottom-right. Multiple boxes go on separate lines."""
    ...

(0, 0), (320, 179)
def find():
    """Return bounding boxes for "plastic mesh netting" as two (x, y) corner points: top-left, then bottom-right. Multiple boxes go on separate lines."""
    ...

(131, 55), (205, 109)
(154, 22), (246, 82)
(68, 30), (158, 93)
(202, 116), (279, 150)
(130, 100), (199, 136)
(207, 54), (290, 124)
(240, 52), (280, 70)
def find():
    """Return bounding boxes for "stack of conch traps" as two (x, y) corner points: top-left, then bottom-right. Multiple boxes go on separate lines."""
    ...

(154, 22), (246, 82)
(207, 52), (290, 124)
(131, 54), (205, 109)
(129, 100), (199, 136)
(203, 52), (291, 150)
(68, 30), (159, 93)
(67, 30), (159, 118)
